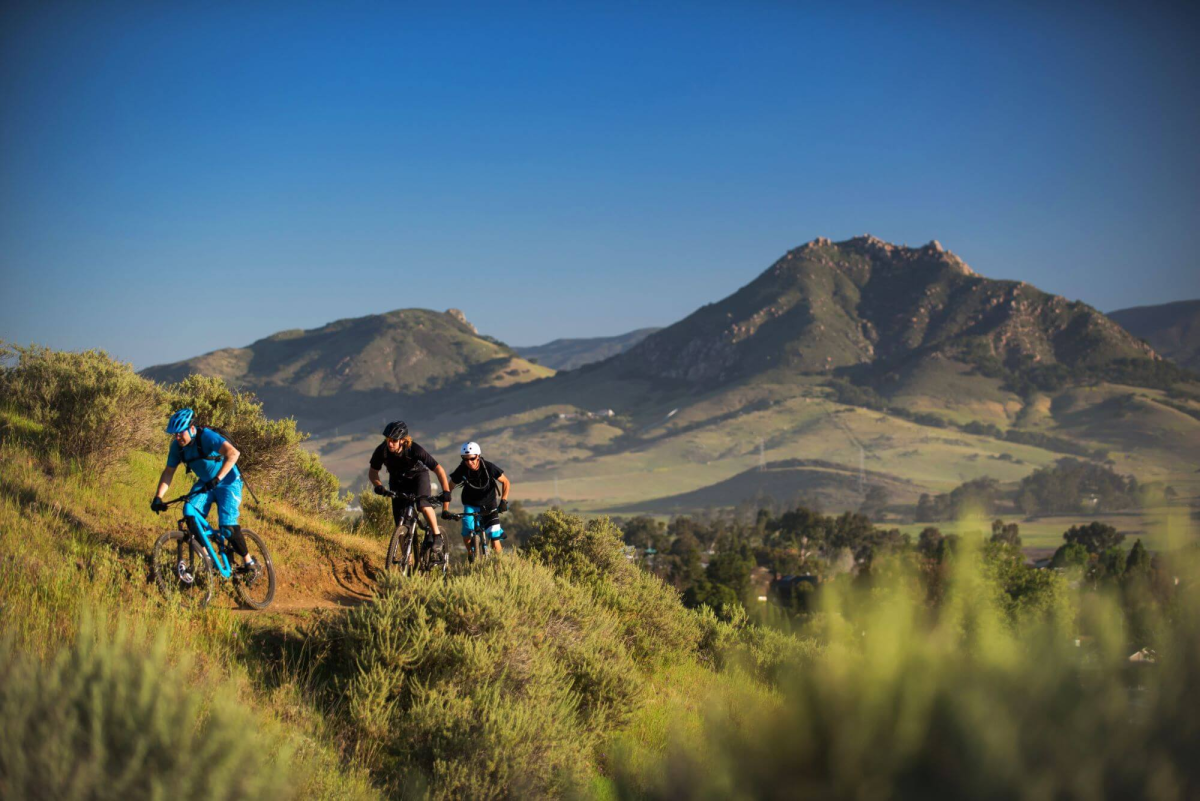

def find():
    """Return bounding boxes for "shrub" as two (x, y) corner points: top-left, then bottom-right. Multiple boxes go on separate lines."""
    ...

(611, 549), (1200, 800)
(525, 510), (702, 668)
(0, 343), (165, 474)
(0, 619), (295, 800)
(166, 375), (342, 514)
(316, 557), (643, 798)
(694, 604), (819, 684)
(357, 486), (394, 538)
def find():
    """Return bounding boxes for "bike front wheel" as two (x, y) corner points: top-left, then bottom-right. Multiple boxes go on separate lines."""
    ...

(152, 530), (213, 609)
(232, 529), (276, 610)
(386, 520), (417, 576)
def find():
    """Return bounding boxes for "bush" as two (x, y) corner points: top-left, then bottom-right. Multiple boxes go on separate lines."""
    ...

(166, 375), (342, 514)
(0, 620), (295, 800)
(316, 557), (643, 798)
(0, 343), (165, 474)
(357, 486), (394, 538)
(525, 510), (702, 668)
(611, 548), (1200, 800)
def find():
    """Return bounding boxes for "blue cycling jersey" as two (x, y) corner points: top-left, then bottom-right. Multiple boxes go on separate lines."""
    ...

(167, 428), (240, 486)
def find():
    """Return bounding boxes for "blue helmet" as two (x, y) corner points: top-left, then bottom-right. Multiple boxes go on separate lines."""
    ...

(165, 408), (195, 434)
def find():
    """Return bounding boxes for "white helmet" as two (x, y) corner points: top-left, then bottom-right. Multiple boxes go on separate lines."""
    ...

(460, 441), (482, 457)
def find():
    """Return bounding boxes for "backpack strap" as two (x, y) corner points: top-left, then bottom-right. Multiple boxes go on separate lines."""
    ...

(182, 426), (224, 474)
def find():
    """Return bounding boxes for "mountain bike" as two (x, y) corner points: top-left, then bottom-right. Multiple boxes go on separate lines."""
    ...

(151, 488), (276, 609)
(445, 504), (504, 563)
(383, 491), (449, 576)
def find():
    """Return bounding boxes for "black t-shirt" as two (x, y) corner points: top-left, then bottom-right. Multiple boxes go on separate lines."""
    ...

(449, 459), (504, 506)
(369, 440), (440, 488)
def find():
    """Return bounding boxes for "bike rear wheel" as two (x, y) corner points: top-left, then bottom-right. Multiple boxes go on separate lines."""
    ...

(152, 530), (213, 609)
(232, 529), (276, 610)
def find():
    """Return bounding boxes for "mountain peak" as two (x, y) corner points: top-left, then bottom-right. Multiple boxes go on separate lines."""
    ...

(445, 308), (477, 334)
(611, 237), (1148, 384)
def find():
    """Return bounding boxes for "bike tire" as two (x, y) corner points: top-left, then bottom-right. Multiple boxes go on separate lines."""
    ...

(386, 519), (417, 576)
(152, 530), (213, 609)
(232, 529), (276, 610)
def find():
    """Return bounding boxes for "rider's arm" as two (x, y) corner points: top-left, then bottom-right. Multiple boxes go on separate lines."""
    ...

(156, 464), (178, 500)
(215, 439), (240, 482)
(368, 467), (384, 489)
(497, 473), (511, 501)
(434, 464), (452, 510)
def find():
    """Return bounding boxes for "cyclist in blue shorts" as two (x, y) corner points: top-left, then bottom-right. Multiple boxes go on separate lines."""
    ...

(150, 408), (256, 571)
(445, 441), (511, 562)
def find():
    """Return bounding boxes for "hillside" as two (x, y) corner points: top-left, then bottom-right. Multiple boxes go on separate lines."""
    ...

(142, 237), (1200, 516)
(1109, 299), (1200, 372)
(612, 236), (1156, 385)
(3, 345), (1199, 800)
(514, 327), (660, 370)
(141, 308), (553, 432)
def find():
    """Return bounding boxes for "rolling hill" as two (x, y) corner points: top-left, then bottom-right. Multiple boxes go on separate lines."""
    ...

(514, 327), (660, 371)
(141, 308), (553, 432)
(1109, 299), (1200, 373)
(145, 237), (1200, 515)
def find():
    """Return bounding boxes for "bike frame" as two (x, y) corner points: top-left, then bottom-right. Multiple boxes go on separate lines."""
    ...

(459, 505), (502, 557)
(167, 490), (236, 580)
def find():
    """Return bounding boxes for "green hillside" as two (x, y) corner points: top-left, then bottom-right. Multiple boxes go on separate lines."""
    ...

(3, 345), (1200, 799)
(141, 308), (553, 433)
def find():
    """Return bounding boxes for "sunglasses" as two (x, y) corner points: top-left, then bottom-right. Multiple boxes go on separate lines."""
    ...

(461, 454), (480, 460)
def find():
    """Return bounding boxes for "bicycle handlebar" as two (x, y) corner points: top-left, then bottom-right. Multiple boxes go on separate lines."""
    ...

(443, 506), (503, 521)
(162, 488), (205, 507)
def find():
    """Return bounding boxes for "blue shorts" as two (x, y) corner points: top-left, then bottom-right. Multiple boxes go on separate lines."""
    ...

(187, 478), (243, 528)
(461, 505), (504, 541)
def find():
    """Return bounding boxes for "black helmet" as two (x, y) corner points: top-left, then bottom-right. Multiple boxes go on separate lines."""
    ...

(382, 420), (409, 440)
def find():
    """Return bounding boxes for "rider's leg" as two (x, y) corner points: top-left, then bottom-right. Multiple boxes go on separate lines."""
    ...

(462, 536), (475, 562)
(420, 504), (440, 537)
(214, 480), (253, 565)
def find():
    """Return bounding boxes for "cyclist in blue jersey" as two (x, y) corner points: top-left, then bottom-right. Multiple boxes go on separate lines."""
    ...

(150, 408), (256, 571)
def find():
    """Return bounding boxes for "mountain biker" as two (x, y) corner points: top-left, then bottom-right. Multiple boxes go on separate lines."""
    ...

(445, 441), (511, 561)
(368, 421), (453, 556)
(150, 408), (256, 570)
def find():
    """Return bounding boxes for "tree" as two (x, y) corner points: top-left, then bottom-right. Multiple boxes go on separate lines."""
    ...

(1050, 542), (1089, 568)
(621, 516), (665, 550)
(1125, 538), (1151, 576)
(990, 519), (1021, 548)
(1063, 522), (1124, 554)
(1016, 459), (1138, 516)
(917, 527), (944, 558)
(859, 485), (890, 520)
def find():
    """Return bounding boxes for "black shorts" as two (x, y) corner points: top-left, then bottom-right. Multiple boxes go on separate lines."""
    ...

(390, 470), (433, 525)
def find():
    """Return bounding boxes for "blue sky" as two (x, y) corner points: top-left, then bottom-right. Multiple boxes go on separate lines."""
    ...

(2, 1), (1197, 368)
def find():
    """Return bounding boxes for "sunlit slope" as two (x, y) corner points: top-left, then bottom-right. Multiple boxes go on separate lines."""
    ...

(301, 235), (1195, 509)
(142, 308), (553, 432)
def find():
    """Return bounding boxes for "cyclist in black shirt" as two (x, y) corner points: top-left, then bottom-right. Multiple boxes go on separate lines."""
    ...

(446, 440), (511, 560)
(368, 421), (452, 540)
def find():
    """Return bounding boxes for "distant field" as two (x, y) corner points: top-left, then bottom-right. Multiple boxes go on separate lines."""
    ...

(307, 378), (1200, 528)
(893, 507), (1198, 551)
